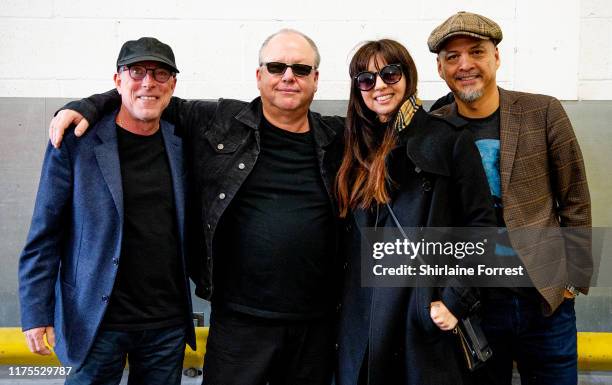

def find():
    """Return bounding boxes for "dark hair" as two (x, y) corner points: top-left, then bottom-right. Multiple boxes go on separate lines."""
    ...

(336, 39), (418, 217)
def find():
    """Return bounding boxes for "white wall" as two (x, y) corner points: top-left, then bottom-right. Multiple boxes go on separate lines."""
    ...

(0, 0), (610, 100)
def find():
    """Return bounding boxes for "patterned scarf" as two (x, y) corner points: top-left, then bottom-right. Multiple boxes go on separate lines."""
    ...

(393, 94), (422, 133)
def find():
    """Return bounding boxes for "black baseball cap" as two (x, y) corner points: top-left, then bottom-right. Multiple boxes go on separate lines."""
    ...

(116, 37), (179, 73)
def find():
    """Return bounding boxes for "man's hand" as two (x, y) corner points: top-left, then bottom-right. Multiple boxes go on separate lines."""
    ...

(430, 301), (458, 331)
(24, 326), (55, 355)
(49, 110), (89, 148)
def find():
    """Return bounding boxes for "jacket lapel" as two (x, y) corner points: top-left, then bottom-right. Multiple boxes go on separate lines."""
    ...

(161, 122), (185, 247)
(499, 88), (522, 197)
(94, 113), (124, 220)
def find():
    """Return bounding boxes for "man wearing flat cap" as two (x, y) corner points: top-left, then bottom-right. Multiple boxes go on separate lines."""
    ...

(19, 37), (196, 384)
(428, 11), (592, 385)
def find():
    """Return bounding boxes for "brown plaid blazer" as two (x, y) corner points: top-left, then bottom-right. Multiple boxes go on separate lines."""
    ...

(434, 88), (592, 315)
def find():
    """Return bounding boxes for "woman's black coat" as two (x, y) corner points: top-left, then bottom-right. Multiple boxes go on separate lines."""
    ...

(336, 108), (497, 385)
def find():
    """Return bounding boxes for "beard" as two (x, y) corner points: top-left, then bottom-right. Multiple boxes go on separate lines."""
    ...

(439, 70), (485, 104)
(455, 88), (484, 103)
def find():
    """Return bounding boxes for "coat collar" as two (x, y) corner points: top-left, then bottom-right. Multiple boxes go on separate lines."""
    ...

(402, 108), (456, 177)
(234, 96), (339, 148)
(498, 87), (522, 197)
(428, 86), (522, 191)
(94, 112), (123, 219)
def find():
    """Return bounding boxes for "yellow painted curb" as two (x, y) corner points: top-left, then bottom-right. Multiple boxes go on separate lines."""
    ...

(1, 328), (610, 371)
(0, 327), (208, 368)
(578, 332), (612, 371)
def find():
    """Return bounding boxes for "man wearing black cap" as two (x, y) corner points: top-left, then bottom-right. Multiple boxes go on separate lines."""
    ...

(428, 12), (591, 385)
(46, 29), (343, 385)
(19, 37), (196, 384)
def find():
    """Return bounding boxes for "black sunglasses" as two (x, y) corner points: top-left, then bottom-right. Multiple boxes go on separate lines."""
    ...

(261, 62), (315, 77)
(354, 64), (403, 91)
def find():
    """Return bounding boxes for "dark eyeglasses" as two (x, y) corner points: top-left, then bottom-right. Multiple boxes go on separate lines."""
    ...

(261, 62), (315, 77)
(121, 65), (175, 83)
(354, 64), (403, 91)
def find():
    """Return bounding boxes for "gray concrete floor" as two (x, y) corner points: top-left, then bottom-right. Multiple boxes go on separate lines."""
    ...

(1, 368), (612, 384)
(0, 368), (202, 384)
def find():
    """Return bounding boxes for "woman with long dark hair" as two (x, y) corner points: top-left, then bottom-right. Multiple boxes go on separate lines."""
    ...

(335, 39), (496, 385)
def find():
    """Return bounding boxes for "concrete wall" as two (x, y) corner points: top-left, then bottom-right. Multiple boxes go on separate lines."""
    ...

(0, 97), (611, 331)
(1, 0), (611, 330)
(0, 0), (611, 100)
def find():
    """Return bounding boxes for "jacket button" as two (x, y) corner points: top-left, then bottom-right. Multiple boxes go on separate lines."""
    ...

(207, 223), (211, 230)
(219, 193), (226, 200)
(238, 163), (245, 170)
(217, 143), (224, 150)
(112, 258), (119, 266)
(102, 295), (109, 302)
(335, 343), (339, 350)
(415, 166), (421, 173)
(422, 180), (432, 191)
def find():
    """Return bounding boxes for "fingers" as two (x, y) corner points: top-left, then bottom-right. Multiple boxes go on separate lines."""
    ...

(49, 115), (60, 148)
(429, 301), (458, 331)
(46, 326), (56, 348)
(49, 110), (88, 148)
(74, 118), (89, 137)
(49, 114), (67, 148)
(24, 327), (52, 355)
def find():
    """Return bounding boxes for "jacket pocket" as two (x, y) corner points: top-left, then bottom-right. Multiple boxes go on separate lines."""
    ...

(412, 287), (441, 340)
(202, 127), (242, 154)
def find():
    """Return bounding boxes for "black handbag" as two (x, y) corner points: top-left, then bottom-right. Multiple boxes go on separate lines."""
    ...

(453, 314), (493, 371)
(384, 203), (493, 371)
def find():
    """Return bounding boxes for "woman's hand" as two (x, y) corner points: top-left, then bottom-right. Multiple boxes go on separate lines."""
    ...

(430, 301), (458, 331)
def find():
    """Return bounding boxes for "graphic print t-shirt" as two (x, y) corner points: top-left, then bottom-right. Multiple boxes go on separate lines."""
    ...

(461, 109), (515, 257)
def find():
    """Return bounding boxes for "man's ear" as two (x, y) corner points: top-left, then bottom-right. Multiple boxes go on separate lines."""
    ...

(494, 47), (500, 70)
(256, 67), (262, 91)
(114, 72), (122, 94)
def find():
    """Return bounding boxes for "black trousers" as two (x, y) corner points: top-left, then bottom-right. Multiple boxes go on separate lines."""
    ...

(202, 307), (335, 385)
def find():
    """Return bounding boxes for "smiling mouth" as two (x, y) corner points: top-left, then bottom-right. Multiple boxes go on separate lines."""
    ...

(375, 94), (394, 102)
(137, 96), (159, 101)
(456, 74), (480, 81)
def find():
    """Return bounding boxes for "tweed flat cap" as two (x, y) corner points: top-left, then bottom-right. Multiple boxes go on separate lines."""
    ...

(427, 11), (503, 53)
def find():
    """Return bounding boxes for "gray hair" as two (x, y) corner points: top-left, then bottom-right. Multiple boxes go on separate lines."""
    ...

(258, 28), (321, 68)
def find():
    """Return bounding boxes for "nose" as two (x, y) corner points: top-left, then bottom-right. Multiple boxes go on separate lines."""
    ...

(373, 73), (386, 90)
(141, 71), (157, 87)
(281, 67), (296, 82)
(457, 54), (474, 71)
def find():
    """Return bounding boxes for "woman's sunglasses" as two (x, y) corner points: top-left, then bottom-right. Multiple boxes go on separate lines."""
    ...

(354, 64), (402, 91)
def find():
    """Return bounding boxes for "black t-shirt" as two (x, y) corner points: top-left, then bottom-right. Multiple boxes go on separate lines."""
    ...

(102, 125), (187, 330)
(212, 117), (336, 319)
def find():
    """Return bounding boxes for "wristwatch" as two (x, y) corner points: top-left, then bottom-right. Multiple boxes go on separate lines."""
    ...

(564, 285), (579, 298)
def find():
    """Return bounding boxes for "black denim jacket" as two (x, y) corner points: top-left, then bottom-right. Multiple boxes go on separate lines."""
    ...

(65, 92), (346, 301)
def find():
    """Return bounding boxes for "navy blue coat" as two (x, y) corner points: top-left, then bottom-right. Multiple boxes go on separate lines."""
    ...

(337, 109), (496, 385)
(18, 112), (196, 369)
